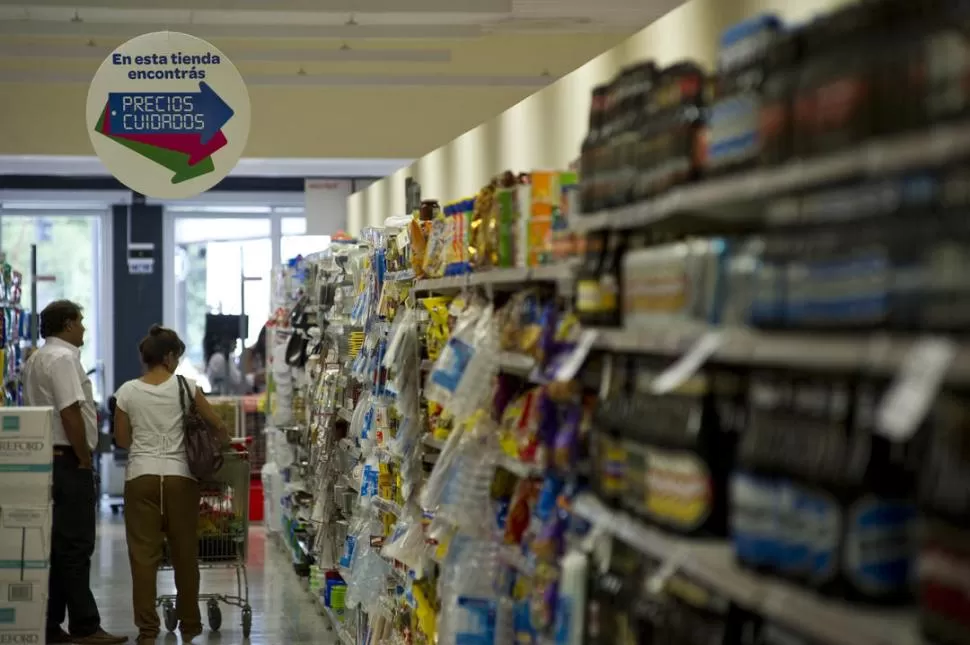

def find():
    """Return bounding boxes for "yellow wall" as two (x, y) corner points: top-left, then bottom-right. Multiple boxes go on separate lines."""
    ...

(351, 0), (852, 231)
(0, 34), (625, 159)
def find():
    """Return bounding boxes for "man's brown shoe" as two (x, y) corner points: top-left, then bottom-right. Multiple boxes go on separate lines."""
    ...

(71, 629), (129, 644)
(46, 628), (73, 644)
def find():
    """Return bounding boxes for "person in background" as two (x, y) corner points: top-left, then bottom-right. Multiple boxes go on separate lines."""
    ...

(113, 325), (232, 645)
(203, 332), (244, 395)
(242, 324), (267, 393)
(21, 300), (127, 645)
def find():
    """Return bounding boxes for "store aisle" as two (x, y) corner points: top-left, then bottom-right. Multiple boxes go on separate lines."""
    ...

(91, 512), (338, 644)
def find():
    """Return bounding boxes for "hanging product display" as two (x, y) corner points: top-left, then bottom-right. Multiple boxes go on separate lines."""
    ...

(0, 253), (31, 406)
(261, 2), (970, 644)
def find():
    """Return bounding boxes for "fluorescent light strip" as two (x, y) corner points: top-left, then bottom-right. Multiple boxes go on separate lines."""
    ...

(0, 155), (412, 178)
(0, 21), (485, 39)
(0, 70), (553, 87)
(0, 43), (453, 63)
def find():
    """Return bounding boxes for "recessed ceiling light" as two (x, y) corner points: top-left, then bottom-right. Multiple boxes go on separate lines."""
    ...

(345, 14), (359, 27)
(340, 42), (351, 51)
(70, 10), (82, 23)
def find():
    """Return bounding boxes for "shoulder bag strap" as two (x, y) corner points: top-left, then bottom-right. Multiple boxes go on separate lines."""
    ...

(176, 375), (189, 414)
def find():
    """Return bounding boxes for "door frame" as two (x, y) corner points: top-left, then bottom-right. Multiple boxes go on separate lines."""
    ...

(162, 209), (283, 360)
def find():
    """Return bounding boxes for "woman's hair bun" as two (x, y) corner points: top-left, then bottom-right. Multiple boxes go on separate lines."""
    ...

(139, 324), (185, 367)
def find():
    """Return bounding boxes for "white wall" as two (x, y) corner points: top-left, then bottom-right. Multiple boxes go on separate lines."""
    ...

(349, 0), (854, 231)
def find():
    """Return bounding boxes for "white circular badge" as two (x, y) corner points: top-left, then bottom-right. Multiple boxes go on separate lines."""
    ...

(86, 32), (251, 199)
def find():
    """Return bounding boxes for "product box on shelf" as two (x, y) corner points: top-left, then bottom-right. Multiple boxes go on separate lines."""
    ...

(0, 408), (54, 505)
(0, 504), (52, 644)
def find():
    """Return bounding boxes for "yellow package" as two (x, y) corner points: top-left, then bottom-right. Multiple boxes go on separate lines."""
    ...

(421, 296), (453, 361)
(412, 583), (437, 641)
(422, 217), (448, 278)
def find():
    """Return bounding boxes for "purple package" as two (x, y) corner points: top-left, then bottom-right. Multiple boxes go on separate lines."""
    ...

(553, 405), (582, 473)
(537, 389), (560, 452)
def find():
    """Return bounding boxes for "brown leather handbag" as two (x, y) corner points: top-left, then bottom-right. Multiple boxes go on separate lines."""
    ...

(177, 375), (224, 480)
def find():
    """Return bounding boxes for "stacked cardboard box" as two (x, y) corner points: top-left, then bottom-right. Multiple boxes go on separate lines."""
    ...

(0, 408), (54, 645)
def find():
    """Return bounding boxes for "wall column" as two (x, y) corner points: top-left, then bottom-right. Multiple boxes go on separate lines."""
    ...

(112, 201), (163, 386)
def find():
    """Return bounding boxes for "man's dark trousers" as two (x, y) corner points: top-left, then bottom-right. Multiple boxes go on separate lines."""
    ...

(47, 449), (101, 638)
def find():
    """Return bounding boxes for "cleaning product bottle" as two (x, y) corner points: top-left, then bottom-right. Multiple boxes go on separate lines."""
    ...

(554, 550), (588, 645)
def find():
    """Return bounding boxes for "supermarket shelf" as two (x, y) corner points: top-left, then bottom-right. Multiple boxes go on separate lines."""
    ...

(413, 264), (575, 293)
(572, 118), (970, 233)
(572, 494), (919, 645)
(384, 269), (415, 282)
(338, 407), (355, 423)
(498, 351), (536, 377)
(593, 326), (970, 383)
(497, 453), (543, 479)
(422, 435), (446, 451)
(322, 605), (354, 645)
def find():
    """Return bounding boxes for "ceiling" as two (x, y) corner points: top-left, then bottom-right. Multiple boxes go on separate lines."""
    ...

(0, 0), (669, 37)
(0, 0), (683, 160)
(0, 0), (675, 85)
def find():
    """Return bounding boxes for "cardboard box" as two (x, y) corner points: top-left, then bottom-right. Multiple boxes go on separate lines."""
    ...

(0, 409), (53, 505)
(0, 583), (48, 640)
(0, 504), (51, 643)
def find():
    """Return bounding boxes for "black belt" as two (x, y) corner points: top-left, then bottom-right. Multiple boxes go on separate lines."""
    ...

(53, 447), (77, 460)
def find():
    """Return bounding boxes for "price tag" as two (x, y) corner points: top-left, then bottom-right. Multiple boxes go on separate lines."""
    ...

(554, 329), (599, 382)
(651, 331), (724, 394)
(598, 354), (615, 400)
(877, 337), (955, 441)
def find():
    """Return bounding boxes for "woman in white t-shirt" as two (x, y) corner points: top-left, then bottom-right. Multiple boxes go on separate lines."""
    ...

(113, 325), (231, 645)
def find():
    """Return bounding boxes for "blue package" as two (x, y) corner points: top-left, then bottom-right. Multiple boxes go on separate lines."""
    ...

(454, 596), (497, 645)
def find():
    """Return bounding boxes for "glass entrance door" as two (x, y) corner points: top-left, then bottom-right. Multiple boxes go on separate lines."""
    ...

(173, 217), (271, 379)
(0, 211), (105, 396)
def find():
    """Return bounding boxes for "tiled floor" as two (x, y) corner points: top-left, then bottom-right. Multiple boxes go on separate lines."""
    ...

(91, 506), (337, 644)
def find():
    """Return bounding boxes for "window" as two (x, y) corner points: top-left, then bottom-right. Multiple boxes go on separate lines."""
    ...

(0, 213), (104, 395)
(281, 216), (330, 261)
(174, 217), (271, 371)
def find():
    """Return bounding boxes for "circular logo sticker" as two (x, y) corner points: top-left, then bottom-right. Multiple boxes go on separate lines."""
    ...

(86, 32), (251, 199)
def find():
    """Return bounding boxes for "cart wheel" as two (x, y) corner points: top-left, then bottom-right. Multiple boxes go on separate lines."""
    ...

(162, 602), (177, 633)
(207, 600), (222, 632)
(241, 606), (252, 638)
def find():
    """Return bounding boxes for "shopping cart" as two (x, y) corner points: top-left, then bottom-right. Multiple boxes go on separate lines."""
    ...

(157, 440), (253, 638)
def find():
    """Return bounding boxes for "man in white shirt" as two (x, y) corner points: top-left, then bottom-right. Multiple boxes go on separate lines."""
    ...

(22, 300), (127, 645)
